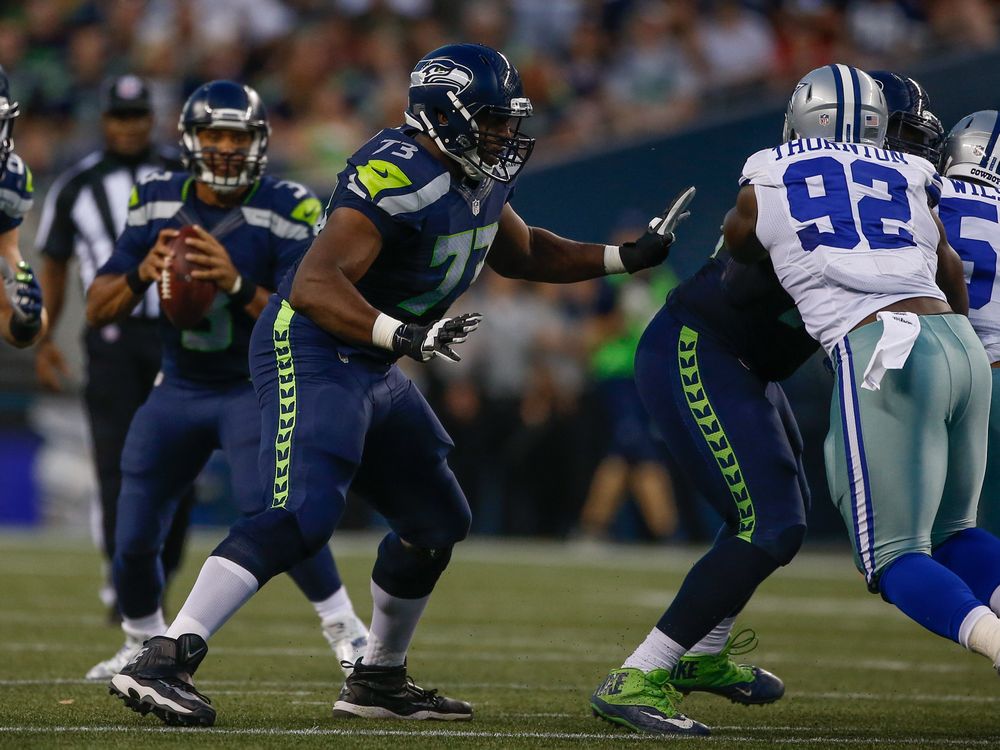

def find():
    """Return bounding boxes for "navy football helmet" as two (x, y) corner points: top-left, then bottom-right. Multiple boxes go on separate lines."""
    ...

(868, 71), (944, 163)
(179, 80), (269, 192)
(404, 43), (534, 183)
(0, 65), (20, 175)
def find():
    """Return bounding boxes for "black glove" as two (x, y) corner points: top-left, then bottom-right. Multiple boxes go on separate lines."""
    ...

(618, 186), (696, 273)
(2, 259), (43, 342)
(392, 312), (483, 363)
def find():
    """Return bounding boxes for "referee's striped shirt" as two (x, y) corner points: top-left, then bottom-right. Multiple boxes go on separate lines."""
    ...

(35, 147), (181, 320)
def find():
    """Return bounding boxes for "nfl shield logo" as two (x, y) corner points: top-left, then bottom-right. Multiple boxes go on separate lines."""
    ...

(472, 199), (480, 216)
(819, 113), (830, 126)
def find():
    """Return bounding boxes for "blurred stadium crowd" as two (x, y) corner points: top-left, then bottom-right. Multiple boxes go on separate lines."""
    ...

(6, 0), (1000, 186)
(4, 0), (1000, 542)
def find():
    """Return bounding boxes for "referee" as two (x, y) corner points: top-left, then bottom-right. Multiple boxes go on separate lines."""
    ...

(33, 75), (194, 622)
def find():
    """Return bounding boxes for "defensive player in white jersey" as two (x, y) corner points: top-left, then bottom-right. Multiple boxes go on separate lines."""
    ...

(937, 111), (1000, 537)
(726, 65), (1000, 676)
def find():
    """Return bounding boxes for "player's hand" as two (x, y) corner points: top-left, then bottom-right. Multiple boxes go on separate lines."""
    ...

(35, 339), (71, 391)
(184, 225), (239, 292)
(139, 228), (178, 283)
(392, 313), (483, 363)
(1, 259), (44, 343)
(619, 186), (696, 273)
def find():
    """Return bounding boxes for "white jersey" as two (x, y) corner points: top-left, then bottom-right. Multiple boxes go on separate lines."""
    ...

(741, 138), (945, 354)
(937, 177), (1000, 362)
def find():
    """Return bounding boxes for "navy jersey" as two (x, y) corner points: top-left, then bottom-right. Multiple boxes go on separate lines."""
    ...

(668, 242), (818, 381)
(279, 127), (516, 358)
(98, 172), (323, 383)
(0, 153), (33, 233)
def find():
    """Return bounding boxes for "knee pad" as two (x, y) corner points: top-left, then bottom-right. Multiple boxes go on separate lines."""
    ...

(213, 509), (314, 587)
(372, 532), (454, 599)
(756, 523), (807, 567)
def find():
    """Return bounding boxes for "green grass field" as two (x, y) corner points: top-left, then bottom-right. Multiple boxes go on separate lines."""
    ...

(1, 530), (998, 749)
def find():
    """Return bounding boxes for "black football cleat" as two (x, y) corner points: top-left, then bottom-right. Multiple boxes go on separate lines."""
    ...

(332, 660), (473, 721)
(109, 634), (216, 727)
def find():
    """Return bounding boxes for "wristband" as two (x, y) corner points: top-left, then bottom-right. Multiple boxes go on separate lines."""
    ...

(603, 244), (626, 275)
(227, 274), (256, 306)
(372, 312), (403, 351)
(126, 267), (153, 295)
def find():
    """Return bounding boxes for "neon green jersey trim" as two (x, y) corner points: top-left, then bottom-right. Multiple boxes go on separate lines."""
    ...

(356, 160), (412, 199)
(291, 196), (323, 227)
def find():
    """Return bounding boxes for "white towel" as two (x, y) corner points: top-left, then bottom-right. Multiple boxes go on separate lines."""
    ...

(861, 311), (921, 391)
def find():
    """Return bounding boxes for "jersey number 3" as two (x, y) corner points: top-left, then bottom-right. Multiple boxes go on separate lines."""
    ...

(783, 156), (913, 252)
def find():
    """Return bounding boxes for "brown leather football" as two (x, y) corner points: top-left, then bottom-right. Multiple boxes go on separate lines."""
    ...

(158, 226), (217, 329)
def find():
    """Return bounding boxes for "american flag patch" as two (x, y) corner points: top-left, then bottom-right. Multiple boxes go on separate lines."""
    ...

(865, 114), (879, 127)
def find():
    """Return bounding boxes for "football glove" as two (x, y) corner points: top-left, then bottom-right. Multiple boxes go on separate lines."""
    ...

(1, 258), (43, 343)
(392, 313), (483, 363)
(619, 186), (696, 273)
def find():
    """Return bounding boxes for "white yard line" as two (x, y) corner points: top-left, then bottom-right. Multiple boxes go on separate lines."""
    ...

(0, 725), (994, 745)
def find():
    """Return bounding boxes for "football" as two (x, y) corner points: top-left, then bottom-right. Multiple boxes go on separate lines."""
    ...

(158, 225), (217, 329)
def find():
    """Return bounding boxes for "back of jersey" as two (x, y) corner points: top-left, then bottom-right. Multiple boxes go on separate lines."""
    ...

(939, 177), (1000, 362)
(742, 138), (945, 353)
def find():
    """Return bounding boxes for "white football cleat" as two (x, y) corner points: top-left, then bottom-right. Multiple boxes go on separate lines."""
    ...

(85, 634), (150, 681)
(322, 612), (369, 676)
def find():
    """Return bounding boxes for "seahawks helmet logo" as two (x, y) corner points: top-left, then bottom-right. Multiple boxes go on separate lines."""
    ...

(410, 59), (473, 93)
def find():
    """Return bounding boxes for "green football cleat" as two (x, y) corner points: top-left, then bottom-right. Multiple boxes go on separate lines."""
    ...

(591, 666), (710, 736)
(669, 628), (785, 705)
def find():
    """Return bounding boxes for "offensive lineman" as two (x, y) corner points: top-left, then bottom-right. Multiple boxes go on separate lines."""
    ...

(106, 43), (694, 727)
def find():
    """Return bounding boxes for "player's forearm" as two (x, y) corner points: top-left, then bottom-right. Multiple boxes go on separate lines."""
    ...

(288, 267), (380, 346)
(241, 285), (270, 320)
(493, 227), (607, 282)
(38, 258), (67, 336)
(86, 273), (144, 327)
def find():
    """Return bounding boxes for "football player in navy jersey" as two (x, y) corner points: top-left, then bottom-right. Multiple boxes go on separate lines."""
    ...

(85, 81), (368, 681)
(107, 43), (695, 727)
(591, 235), (816, 737)
(0, 64), (45, 348)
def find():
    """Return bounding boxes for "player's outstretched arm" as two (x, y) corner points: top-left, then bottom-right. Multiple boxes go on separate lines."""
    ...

(86, 228), (175, 327)
(724, 186), (767, 264)
(933, 213), (969, 316)
(0, 227), (47, 348)
(488, 188), (694, 283)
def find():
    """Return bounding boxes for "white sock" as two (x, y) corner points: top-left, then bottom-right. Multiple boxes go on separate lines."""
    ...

(363, 581), (429, 667)
(622, 628), (687, 672)
(313, 586), (355, 625)
(164, 556), (259, 641)
(686, 616), (736, 656)
(965, 609), (1000, 667)
(122, 610), (167, 641)
(990, 584), (1000, 617)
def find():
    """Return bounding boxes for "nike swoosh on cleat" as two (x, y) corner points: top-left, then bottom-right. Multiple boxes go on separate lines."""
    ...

(640, 710), (694, 729)
(730, 685), (754, 697)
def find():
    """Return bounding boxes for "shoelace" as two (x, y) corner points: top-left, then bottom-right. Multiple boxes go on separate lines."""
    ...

(405, 675), (441, 704)
(722, 628), (759, 658)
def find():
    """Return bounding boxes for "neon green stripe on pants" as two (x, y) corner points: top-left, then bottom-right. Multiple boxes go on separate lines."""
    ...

(271, 300), (297, 509)
(678, 325), (756, 541)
